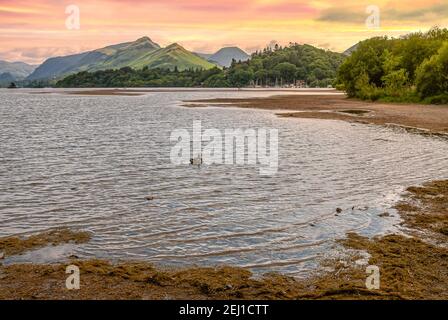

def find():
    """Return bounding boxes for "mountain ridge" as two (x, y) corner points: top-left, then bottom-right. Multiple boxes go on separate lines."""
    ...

(27, 37), (215, 80)
(0, 60), (37, 80)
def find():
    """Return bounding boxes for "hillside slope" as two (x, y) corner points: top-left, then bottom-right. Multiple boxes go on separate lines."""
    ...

(0, 60), (36, 80)
(27, 37), (214, 80)
(88, 37), (161, 71)
(130, 43), (216, 71)
(27, 41), (134, 80)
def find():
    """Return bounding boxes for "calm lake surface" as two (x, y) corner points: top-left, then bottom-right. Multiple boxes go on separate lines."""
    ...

(1, 89), (447, 276)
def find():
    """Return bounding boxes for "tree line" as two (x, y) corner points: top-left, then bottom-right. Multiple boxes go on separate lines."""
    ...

(56, 43), (345, 88)
(336, 27), (448, 104)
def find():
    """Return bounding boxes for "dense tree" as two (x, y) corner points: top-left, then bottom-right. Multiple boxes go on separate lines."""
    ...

(336, 27), (448, 103)
(228, 68), (254, 87)
(415, 42), (448, 102)
(254, 69), (268, 86)
(274, 62), (297, 84)
(56, 67), (226, 88)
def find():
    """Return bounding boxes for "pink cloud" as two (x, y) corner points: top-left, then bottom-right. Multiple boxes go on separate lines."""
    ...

(0, 0), (446, 63)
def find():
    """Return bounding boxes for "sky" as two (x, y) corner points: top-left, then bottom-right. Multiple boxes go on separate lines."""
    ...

(0, 0), (447, 64)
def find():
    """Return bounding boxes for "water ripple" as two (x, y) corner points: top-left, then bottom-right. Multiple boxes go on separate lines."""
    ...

(1, 89), (448, 275)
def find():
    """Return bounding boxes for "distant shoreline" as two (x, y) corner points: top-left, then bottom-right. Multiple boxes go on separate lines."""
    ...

(21, 87), (448, 134)
(185, 94), (448, 135)
(24, 87), (342, 96)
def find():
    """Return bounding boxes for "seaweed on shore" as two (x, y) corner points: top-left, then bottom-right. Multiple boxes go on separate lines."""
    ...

(395, 180), (448, 238)
(1, 181), (448, 300)
(0, 228), (91, 257)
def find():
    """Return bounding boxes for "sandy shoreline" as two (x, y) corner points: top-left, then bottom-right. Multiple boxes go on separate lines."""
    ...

(1, 180), (447, 300)
(185, 94), (448, 135)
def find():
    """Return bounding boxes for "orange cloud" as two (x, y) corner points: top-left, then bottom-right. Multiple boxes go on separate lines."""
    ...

(0, 0), (446, 64)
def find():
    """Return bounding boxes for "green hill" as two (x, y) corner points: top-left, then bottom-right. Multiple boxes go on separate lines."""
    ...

(27, 37), (214, 80)
(129, 43), (216, 71)
(88, 37), (161, 71)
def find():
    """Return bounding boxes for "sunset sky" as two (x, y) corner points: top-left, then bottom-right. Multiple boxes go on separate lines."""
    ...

(0, 0), (447, 64)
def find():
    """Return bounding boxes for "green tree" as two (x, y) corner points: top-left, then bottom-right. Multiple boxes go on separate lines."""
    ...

(274, 62), (297, 84)
(229, 68), (254, 87)
(415, 42), (448, 99)
(336, 28), (448, 102)
(254, 69), (268, 86)
(381, 50), (409, 96)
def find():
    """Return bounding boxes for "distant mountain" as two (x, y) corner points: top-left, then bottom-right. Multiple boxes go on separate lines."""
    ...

(27, 38), (149, 80)
(27, 52), (92, 80)
(27, 37), (215, 80)
(0, 72), (17, 87)
(343, 43), (359, 56)
(209, 47), (250, 67)
(195, 47), (250, 67)
(0, 72), (15, 82)
(0, 60), (37, 80)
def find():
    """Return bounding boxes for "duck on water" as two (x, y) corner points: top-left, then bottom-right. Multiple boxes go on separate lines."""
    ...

(190, 154), (203, 166)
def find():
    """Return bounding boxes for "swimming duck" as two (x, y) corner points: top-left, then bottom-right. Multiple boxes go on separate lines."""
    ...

(190, 154), (203, 166)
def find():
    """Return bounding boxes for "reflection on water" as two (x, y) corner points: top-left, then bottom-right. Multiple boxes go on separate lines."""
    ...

(1, 89), (447, 276)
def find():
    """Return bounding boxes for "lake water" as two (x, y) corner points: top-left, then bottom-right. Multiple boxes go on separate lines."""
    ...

(1, 89), (447, 276)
